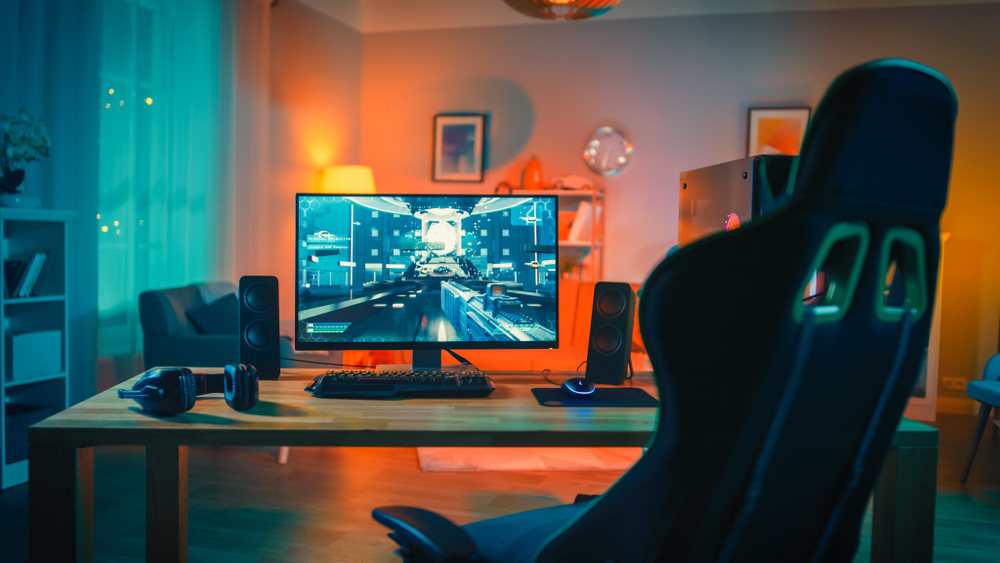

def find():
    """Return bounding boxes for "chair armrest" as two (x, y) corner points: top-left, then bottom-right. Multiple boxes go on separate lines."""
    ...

(372, 506), (478, 563)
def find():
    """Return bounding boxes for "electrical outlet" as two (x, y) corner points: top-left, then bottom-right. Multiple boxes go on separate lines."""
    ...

(942, 377), (967, 390)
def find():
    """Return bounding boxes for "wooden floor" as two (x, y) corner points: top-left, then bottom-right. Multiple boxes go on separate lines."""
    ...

(2, 413), (999, 562)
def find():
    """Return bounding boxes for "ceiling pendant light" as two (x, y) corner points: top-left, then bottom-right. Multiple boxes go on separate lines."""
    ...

(503, 0), (622, 21)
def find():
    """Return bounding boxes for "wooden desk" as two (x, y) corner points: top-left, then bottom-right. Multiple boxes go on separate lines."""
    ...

(27, 369), (937, 563)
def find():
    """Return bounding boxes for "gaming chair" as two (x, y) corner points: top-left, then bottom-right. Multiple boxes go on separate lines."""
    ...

(371, 59), (958, 563)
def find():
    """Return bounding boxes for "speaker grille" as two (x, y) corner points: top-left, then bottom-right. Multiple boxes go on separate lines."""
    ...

(245, 321), (274, 349)
(594, 326), (622, 354)
(597, 289), (625, 317)
(244, 283), (273, 311)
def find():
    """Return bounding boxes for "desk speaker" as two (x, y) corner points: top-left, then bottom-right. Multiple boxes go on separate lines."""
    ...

(585, 282), (636, 385)
(239, 276), (280, 380)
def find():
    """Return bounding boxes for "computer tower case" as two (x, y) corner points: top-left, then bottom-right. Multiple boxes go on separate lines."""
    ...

(679, 155), (794, 247)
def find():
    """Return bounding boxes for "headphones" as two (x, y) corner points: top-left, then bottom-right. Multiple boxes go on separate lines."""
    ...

(118, 364), (259, 416)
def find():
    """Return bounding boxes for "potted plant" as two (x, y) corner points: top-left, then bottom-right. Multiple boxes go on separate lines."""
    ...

(1, 108), (51, 207)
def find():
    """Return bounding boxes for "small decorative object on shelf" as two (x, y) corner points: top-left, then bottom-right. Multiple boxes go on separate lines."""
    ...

(0, 108), (50, 208)
(521, 155), (543, 190)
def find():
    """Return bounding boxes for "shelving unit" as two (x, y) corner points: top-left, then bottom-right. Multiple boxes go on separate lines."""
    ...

(510, 187), (604, 280)
(1, 208), (74, 489)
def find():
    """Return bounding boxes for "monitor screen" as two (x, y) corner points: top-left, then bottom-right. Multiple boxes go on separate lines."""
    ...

(295, 194), (559, 350)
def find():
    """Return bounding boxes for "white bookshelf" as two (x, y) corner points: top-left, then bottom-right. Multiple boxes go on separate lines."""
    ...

(509, 188), (605, 280)
(0, 208), (75, 489)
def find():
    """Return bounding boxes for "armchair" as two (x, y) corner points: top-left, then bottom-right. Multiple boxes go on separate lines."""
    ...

(138, 281), (304, 370)
(372, 59), (957, 562)
(139, 281), (306, 464)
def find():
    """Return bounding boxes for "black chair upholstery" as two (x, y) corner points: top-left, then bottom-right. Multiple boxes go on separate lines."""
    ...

(372, 59), (957, 563)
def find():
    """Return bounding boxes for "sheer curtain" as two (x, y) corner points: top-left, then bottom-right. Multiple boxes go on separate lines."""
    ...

(97, 0), (222, 356)
(97, 0), (273, 358)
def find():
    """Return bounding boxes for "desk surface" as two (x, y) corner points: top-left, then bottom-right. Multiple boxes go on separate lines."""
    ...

(30, 369), (660, 448)
(30, 368), (937, 449)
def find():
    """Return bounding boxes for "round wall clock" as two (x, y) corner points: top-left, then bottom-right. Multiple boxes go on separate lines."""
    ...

(582, 126), (633, 176)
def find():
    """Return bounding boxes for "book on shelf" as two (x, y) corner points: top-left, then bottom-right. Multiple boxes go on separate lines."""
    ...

(21, 252), (47, 297)
(28, 251), (52, 297)
(6, 259), (28, 298)
(567, 201), (592, 242)
(4, 251), (48, 298)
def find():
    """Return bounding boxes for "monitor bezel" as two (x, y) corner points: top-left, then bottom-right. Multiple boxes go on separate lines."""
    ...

(293, 192), (560, 351)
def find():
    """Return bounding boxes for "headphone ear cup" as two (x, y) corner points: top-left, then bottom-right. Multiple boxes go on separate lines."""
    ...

(179, 369), (198, 413)
(224, 364), (258, 411)
(120, 368), (197, 416)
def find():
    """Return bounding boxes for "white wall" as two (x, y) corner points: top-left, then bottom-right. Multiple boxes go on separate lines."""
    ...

(269, 0), (363, 319)
(358, 4), (1000, 394)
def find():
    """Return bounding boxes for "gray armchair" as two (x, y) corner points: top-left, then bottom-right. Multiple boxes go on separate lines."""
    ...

(139, 281), (301, 464)
(138, 281), (300, 371)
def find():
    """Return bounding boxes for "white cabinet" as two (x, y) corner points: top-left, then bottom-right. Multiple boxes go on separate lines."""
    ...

(1, 208), (74, 489)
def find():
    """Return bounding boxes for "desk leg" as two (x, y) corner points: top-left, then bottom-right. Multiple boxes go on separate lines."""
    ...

(146, 445), (188, 563)
(872, 446), (937, 563)
(28, 445), (94, 563)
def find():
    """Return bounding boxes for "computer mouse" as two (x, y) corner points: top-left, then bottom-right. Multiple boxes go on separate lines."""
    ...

(561, 377), (596, 397)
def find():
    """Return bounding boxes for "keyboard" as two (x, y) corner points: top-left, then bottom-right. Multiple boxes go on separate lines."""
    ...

(304, 369), (496, 399)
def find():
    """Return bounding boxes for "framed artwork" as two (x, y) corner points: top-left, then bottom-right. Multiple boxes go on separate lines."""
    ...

(433, 114), (485, 182)
(746, 107), (811, 157)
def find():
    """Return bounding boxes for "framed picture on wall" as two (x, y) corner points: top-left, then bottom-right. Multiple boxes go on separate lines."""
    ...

(433, 114), (485, 182)
(746, 107), (811, 157)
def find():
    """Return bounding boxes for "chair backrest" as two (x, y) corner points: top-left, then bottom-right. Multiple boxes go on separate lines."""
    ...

(139, 281), (237, 337)
(534, 59), (957, 562)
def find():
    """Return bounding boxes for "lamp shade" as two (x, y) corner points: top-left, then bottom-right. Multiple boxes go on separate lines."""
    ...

(321, 165), (376, 194)
(503, 0), (621, 20)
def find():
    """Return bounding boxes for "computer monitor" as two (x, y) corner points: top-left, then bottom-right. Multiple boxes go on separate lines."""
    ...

(294, 194), (559, 370)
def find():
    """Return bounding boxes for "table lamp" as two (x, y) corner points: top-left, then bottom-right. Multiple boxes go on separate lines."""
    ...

(321, 165), (376, 194)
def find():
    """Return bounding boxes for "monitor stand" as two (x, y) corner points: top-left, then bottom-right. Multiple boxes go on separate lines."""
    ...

(375, 350), (461, 372)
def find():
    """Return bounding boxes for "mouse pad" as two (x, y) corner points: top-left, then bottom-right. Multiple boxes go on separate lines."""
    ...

(531, 387), (659, 408)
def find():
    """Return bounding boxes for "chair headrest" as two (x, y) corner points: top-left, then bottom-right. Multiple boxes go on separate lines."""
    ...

(791, 59), (957, 219)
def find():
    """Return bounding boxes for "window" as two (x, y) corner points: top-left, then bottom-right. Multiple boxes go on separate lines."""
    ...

(372, 211), (378, 218)
(393, 249), (400, 256)
(97, 0), (222, 356)
(393, 230), (400, 236)
(502, 249), (510, 256)
(481, 248), (488, 256)
(371, 249), (378, 256)
(372, 228), (378, 237)
(502, 229), (509, 237)
(481, 229), (488, 236)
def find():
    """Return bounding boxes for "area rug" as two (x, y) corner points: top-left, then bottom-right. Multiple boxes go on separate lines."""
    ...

(417, 447), (643, 472)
